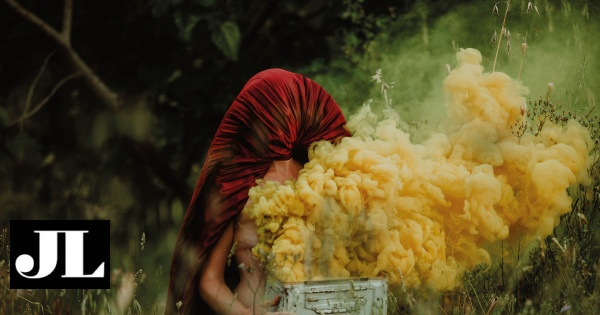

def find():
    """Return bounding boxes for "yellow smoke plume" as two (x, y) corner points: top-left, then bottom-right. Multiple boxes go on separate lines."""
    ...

(243, 48), (593, 291)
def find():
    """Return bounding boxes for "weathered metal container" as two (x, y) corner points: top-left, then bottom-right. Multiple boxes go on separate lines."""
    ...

(268, 277), (388, 314)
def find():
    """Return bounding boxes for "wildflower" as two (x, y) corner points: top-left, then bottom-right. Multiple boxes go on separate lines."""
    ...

(134, 269), (144, 282)
(551, 237), (566, 253)
(115, 273), (136, 314)
(371, 69), (383, 84)
(521, 103), (527, 116)
(546, 82), (554, 99)
(560, 305), (572, 313)
(140, 232), (146, 251)
(577, 213), (588, 225)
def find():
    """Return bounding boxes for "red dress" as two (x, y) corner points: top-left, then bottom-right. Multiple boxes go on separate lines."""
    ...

(165, 68), (351, 314)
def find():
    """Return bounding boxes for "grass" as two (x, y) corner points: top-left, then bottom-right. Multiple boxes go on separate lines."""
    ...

(1, 108), (598, 314)
(381, 96), (600, 315)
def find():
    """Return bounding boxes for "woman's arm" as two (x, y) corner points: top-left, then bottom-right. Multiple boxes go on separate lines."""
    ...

(199, 222), (293, 315)
(199, 222), (249, 314)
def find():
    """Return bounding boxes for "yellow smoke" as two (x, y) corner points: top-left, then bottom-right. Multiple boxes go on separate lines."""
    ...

(243, 48), (593, 291)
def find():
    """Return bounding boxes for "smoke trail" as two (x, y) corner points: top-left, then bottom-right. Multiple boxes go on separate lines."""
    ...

(243, 48), (592, 291)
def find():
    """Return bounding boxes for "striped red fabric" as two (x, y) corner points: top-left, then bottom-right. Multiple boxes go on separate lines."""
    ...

(166, 68), (350, 314)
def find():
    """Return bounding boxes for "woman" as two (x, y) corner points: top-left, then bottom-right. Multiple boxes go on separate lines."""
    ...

(166, 68), (350, 314)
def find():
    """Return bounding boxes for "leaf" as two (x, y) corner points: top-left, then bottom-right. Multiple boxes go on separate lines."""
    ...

(89, 111), (117, 149)
(174, 10), (201, 42)
(171, 198), (184, 223)
(116, 101), (153, 142)
(211, 21), (241, 61)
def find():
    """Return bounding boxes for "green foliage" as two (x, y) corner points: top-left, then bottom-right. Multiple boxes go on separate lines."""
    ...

(173, 10), (202, 42)
(210, 21), (241, 61)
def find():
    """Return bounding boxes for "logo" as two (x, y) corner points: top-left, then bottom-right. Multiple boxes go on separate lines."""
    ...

(10, 220), (110, 289)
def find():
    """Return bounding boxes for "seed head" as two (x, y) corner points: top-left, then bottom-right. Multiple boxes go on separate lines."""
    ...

(561, 305), (572, 313)
(521, 103), (527, 116)
(546, 82), (554, 99)
(551, 237), (566, 253)
(493, 4), (499, 16)
(521, 42), (528, 54)
(371, 69), (383, 84)
(140, 232), (146, 251)
(577, 213), (588, 225)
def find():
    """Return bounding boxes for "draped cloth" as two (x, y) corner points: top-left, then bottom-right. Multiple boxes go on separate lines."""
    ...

(165, 68), (351, 314)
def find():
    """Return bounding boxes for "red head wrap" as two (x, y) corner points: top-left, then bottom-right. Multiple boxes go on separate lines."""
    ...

(166, 68), (350, 314)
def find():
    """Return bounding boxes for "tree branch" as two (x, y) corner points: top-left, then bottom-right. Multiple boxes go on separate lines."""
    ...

(64, 48), (120, 111)
(10, 72), (82, 127)
(21, 51), (57, 130)
(4, 0), (120, 111)
(62, 0), (73, 41)
(4, 0), (67, 46)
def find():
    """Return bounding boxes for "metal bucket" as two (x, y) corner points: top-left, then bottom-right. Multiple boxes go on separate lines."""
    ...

(268, 277), (388, 314)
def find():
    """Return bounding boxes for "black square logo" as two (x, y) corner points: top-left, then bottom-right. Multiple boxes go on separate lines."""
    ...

(10, 220), (110, 289)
